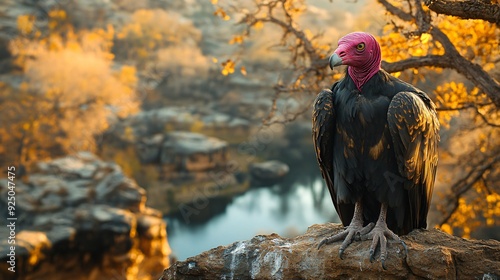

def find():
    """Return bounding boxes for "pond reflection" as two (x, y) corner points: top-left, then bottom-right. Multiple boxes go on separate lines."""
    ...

(166, 158), (340, 260)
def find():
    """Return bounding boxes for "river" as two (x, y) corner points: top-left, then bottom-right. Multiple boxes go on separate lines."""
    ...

(165, 152), (341, 260)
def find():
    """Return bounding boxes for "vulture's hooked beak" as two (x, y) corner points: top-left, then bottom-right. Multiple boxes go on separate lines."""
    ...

(328, 53), (343, 69)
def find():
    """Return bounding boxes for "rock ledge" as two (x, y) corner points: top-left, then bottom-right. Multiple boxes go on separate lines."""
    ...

(163, 223), (500, 280)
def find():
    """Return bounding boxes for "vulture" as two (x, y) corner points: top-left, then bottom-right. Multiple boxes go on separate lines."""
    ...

(313, 32), (439, 268)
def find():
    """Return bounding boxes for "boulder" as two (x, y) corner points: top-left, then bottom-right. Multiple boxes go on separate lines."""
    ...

(160, 131), (229, 173)
(137, 134), (165, 164)
(249, 160), (289, 183)
(162, 223), (500, 280)
(0, 153), (171, 280)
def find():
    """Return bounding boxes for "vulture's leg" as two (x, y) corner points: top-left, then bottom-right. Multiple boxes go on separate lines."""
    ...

(361, 203), (408, 269)
(318, 201), (375, 259)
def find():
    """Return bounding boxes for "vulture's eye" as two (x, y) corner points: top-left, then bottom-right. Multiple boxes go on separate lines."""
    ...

(356, 43), (365, 51)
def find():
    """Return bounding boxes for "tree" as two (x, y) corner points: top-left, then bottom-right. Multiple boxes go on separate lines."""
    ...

(114, 9), (211, 107)
(211, 0), (500, 238)
(0, 9), (138, 167)
(114, 9), (203, 65)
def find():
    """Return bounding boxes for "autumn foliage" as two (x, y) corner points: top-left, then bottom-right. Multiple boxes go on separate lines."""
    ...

(1, 9), (138, 165)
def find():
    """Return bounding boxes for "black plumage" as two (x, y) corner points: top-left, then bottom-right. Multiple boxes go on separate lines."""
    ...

(312, 69), (439, 236)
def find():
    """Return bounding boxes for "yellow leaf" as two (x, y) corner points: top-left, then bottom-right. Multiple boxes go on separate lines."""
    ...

(439, 224), (453, 234)
(484, 63), (495, 71)
(253, 21), (264, 30)
(420, 33), (431, 44)
(17, 15), (35, 34)
(221, 59), (235, 75)
(229, 35), (244, 45)
(211, 0), (218, 4)
(212, 57), (218, 63)
(240, 66), (247, 76)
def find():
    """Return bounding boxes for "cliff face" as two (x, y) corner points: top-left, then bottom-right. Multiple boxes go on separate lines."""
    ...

(163, 223), (500, 280)
(0, 153), (170, 280)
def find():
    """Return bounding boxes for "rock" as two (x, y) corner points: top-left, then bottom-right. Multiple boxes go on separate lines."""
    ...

(249, 160), (289, 183)
(137, 134), (165, 164)
(160, 131), (229, 173)
(0, 153), (171, 280)
(201, 113), (250, 129)
(162, 223), (500, 280)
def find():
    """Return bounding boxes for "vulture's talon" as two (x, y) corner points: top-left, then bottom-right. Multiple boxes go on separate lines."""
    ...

(317, 238), (330, 250)
(401, 240), (408, 257)
(381, 259), (387, 270)
(369, 249), (376, 262)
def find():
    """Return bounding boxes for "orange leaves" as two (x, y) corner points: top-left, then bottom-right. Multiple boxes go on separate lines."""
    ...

(229, 35), (244, 45)
(436, 16), (500, 64)
(221, 59), (235, 76)
(441, 190), (500, 239)
(378, 31), (436, 62)
(214, 7), (230, 21)
(118, 65), (138, 88)
(218, 59), (247, 76)
(17, 15), (35, 35)
(437, 224), (453, 235)
(434, 82), (480, 128)
(240, 66), (247, 76)
(253, 21), (264, 30)
(419, 33), (431, 44)
(435, 82), (481, 106)
(283, 0), (306, 18)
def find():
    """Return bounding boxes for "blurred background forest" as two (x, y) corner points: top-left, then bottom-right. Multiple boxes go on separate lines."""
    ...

(0, 0), (499, 279)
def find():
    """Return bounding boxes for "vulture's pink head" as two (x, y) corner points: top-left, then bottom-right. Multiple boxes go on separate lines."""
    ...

(329, 32), (381, 90)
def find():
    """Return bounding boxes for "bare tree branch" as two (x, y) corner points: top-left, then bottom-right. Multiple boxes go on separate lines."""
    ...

(378, 0), (413, 21)
(473, 107), (500, 128)
(425, 0), (500, 25)
(381, 55), (453, 72)
(439, 154), (500, 226)
(431, 27), (500, 107)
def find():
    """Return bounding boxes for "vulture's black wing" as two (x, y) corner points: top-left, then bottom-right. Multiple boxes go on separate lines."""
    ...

(387, 91), (439, 231)
(312, 88), (354, 226)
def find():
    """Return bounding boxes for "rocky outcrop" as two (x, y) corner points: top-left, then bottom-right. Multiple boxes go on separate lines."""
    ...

(160, 131), (228, 172)
(137, 131), (231, 181)
(112, 107), (250, 143)
(0, 152), (170, 280)
(162, 223), (500, 280)
(249, 160), (289, 184)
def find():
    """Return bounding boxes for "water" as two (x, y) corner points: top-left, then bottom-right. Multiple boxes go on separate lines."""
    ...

(166, 173), (340, 260)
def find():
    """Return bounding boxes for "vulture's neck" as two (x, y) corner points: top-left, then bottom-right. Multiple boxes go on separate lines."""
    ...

(348, 59), (381, 91)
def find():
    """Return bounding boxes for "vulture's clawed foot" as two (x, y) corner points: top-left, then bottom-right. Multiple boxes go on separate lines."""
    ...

(361, 222), (408, 270)
(318, 222), (375, 259)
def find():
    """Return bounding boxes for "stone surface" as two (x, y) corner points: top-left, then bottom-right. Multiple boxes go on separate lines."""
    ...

(160, 131), (229, 174)
(0, 153), (171, 280)
(136, 131), (230, 175)
(162, 223), (500, 280)
(249, 160), (290, 182)
(113, 106), (251, 144)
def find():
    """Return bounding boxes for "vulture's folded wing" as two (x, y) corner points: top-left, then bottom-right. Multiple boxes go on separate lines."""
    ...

(387, 91), (440, 229)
